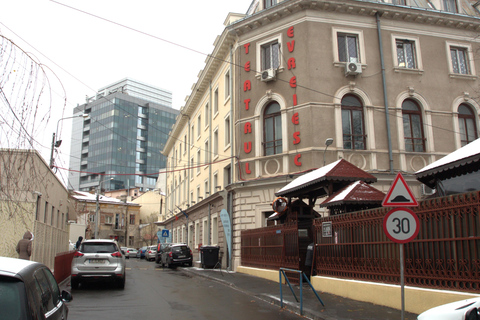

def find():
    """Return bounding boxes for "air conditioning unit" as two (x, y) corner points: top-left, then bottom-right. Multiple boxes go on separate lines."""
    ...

(261, 68), (276, 82)
(345, 62), (362, 76)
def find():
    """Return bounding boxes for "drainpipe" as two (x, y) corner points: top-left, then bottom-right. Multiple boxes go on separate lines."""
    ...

(376, 12), (394, 174)
(228, 45), (234, 271)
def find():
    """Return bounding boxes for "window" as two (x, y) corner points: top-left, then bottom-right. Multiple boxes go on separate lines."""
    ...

(393, 0), (406, 4)
(129, 214), (135, 225)
(105, 215), (113, 224)
(205, 103), (209, 128)
(337, 33), (359, 63)
(204, 140), (209, 165)
(196, 149), (201, 174)
(224, 71), (230, 99)
(396, 39), (416, 69)
(197, 115), (201, 138)
(224, 115), (231, 146)
(263, 101), (283, 155)
(213, 89), (219, 115)
(443, 0), (457, 12)
(213, 172), (218, 191)
(450, 46), (470, 75)
(402, 99), (425, 152)
(184, 135), (187, 153)
(213, 128), (219, 157)
(341, 95), (366, 150)
(458, 104), (478, 146)
(264, 0), (277, 9)
(204, 180), (209, 198)
(191, 124), (195, 144)
(261, 41), (280, 71)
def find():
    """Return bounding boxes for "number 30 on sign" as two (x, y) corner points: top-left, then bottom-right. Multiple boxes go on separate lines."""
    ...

(383, 208), (420, 244)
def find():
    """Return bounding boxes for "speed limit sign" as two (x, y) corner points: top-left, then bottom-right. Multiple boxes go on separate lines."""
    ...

(383, 208), (420, 244)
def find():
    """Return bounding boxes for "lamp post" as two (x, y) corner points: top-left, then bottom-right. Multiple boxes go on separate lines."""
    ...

(50, 113), (88, 169)
(94, 177), (114, 239)
(323, 138), (334, 166)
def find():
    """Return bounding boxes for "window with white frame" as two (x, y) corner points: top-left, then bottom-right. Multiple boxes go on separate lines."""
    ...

(333, 28), (365, 64)
(190, 156), (194, 177)
(191, 124), (195, 144)
(196, 186), (200, 202)
(213, 128), (219, 158)
(204, 179), (209, 198)
(264, 0), (277, 9)
(395, 39), (418, 69)
(205, 103), (210, 128)
(196, 149), (201, 174)
(224, 71), (230, 99)
(213, 172), (218, 191)
(458, 104), (478, 146)
(261, 41), (280, 71)
(204, 140), (209, 165)
(224, 114), (231, 147)
(213, 89), (219, 115)
(449, 45), (471, 75)
(184, 135), (187, 154)
(105, 215), (113, 224)
(197, 115), (201, 138)
(337, 33), (359, 63)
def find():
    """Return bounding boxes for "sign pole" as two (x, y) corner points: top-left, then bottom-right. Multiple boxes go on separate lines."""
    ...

(400, 243), (405, 320)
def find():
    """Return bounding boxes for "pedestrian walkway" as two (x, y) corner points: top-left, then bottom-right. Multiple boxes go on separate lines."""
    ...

(181, 267), (419, 320)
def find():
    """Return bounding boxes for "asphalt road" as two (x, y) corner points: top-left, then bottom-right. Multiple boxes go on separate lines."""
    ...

(66, 258), (303, 320)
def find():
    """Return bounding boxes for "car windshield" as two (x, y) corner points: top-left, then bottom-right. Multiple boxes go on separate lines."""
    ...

(0, 277), (27, 320)
(81, 243), (117, 253)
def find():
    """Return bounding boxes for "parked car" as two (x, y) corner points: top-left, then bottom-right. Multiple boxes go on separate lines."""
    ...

(125, 248), (137, 259)
(71, 239), (126, 289)
(136, 246), (147, 259)
(155, 243), (171, 264)
(161, 244), (193, 268)
(417, 297), (480, 320)
(0, 256), (72, 319)
(145, 246), (157, 261)
(120, 247), (127, 255)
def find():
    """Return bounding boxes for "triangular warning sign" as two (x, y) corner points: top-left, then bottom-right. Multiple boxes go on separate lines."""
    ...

(382, 173), (418, 207)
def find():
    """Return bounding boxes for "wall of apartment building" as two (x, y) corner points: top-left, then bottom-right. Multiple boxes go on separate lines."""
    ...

(0, 150), (73, 270)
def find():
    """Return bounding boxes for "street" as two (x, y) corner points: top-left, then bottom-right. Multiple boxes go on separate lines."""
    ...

(65, 258), (303, 320)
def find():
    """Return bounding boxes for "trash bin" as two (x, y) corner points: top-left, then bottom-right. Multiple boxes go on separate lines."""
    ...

(200, 245), (220, 269)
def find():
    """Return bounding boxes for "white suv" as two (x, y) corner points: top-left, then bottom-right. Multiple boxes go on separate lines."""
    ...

(71, 239), (126, 289)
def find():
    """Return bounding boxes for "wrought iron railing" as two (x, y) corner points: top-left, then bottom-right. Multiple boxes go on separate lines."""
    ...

(313, 191), (480, 292)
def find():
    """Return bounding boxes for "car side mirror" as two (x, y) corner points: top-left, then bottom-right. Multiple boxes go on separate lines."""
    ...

(465, 307), (479, 320)
(61, 290), (73, 302)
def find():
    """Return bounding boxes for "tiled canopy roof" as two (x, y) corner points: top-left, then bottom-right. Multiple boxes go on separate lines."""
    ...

(275, 159), (377, 198)
(320, 181), (386, 207)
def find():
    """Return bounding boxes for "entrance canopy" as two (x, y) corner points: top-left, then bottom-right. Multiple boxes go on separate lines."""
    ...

(416, 138), (480, 189)
(275, 159), (377, 199)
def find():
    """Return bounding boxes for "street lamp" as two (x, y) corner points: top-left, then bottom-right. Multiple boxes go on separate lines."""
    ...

(323, 138), (334, 166)
(94, 177), (114, 239)
(50, 113), (89, 169)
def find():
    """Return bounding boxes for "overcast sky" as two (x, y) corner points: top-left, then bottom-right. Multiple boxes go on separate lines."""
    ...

(1, 0), (252, 183)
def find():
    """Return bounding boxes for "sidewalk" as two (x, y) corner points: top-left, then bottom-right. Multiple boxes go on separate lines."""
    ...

(181, 267), (419, 320)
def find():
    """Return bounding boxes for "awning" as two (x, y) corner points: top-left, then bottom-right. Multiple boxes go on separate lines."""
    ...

(275, 159), (377, 199)
(415, 138), (480, 188)
(320, 181), (385, 207)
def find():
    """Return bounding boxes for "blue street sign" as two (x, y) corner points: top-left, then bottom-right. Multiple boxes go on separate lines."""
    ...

(162, 229), (169, 238)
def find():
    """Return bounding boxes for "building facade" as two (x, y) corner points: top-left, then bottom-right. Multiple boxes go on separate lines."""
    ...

(0, 149), (74, 270)
(68, 78), (179, 192)
(164, 0), (480, 270)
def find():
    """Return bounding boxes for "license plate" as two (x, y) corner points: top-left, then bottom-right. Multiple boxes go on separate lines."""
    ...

(89, 259), (105, 264)
(178, 255), (186, 258)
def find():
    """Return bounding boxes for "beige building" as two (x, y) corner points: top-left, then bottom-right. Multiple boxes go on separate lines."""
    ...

(0, 149), (74, 270)
(163, 0), (480, 270)
(71, 191), (140, 248)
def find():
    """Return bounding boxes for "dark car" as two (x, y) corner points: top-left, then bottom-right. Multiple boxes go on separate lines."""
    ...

(70, 239), (126, 289)
(161, 244), (193, 268)
(0, 256), (72, 320)
(155, 243), (171, 264)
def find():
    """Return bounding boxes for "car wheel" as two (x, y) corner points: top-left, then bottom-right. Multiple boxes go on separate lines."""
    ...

(117, 274), (125, 289)
(71, 278), (79, 290)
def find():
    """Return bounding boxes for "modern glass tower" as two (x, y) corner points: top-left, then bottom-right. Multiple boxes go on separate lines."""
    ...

(68, 78), (178, 192)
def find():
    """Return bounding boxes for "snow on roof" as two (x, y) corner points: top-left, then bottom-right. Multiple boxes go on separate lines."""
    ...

(72, 191), (137, 205)
(416, 138), (480, 175)
(276, 160), (342, 195)
(320, 180), (386, 207)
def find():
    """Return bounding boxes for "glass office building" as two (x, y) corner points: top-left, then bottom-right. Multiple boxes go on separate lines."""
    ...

(68, 79), (178, 192)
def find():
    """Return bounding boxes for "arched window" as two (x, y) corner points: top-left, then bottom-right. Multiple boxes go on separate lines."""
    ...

(341, 95), (366, 150)
(402, 99), (425, 152)
(458, 104), (478, 146)
(263, 102), (282, 156)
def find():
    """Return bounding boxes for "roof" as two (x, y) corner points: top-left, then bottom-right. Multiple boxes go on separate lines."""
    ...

(320, 181), (386, 207)
(0, 257), (40, 277)
(275, 159), (377, 198)
(71, 191), (139, 206)
(415, 138), (480, 188)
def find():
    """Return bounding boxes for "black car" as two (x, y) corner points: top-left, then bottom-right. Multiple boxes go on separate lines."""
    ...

(0, 256), (72, 320)
(161, 244), (193, 268)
